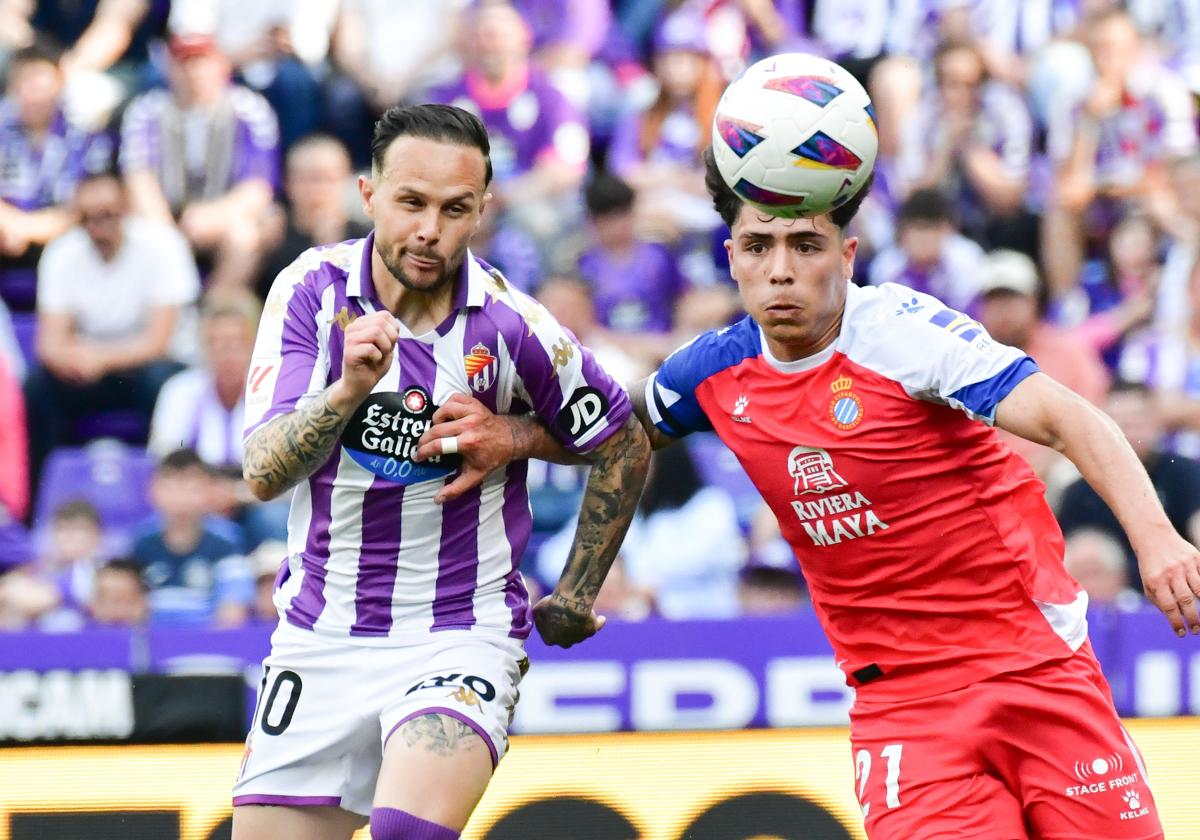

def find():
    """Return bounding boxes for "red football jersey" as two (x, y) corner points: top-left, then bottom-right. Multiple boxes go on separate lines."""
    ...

(647, 282), (1087, 702)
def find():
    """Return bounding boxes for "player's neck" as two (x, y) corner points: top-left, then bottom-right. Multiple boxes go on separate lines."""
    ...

(372, 250), (455, 335)
(762, 312), (844, 363)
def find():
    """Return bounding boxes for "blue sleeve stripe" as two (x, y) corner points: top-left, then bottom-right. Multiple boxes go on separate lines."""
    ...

(652, 381), (712, 437)
(948, 356), (1040, 422)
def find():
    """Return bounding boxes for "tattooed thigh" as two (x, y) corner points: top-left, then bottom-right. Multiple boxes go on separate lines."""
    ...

(399, 713), (484, 757)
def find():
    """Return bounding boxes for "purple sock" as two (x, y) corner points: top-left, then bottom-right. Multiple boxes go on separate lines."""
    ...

(370, 807), (460, 840)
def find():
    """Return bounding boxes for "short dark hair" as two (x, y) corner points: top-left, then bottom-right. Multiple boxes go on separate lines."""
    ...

(52, 499), (101, 526)
(897, 188), (953, 227)
(1108, 378), (1151, 397)
(157, 448), (209, 475)
(100, 558), (149, 592)
(8, 40), (63, 75)
(702, 145), (872, 232)
(371, 103), (493, 187)
(585, 171), (635, 217)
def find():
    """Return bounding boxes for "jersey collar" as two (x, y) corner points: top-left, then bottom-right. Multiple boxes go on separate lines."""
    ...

(758, 327), (839, 373)
(346, 232), (487, 312)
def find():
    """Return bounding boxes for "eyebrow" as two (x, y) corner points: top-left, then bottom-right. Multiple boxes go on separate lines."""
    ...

(393, 186), (477, 204)
(739, 229), (828, 243)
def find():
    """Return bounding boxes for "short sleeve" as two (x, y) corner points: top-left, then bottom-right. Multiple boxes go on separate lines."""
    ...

(229, 89), (281, 189)
(873, 289), (1039, 424)
(243, 264), (327, 440)
(644, 335), (728, 439)
(507, 296), (631, 454)
(118, 91), (161, 173)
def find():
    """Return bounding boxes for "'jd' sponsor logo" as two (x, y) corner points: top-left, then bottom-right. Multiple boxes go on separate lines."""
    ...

(341, 387), (462, 484)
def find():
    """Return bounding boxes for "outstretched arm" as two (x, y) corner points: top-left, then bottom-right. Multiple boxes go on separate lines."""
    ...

(532, 413), (651, 647)
(414, 376), (677, 502)
(996, 372), (1200, 636)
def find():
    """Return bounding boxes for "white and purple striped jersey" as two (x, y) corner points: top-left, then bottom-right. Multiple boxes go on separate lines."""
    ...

(244, 234), (631, 644)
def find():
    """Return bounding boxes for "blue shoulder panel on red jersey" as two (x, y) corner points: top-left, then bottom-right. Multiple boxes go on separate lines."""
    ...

(947, 356), (1039, 423)
(651, 316), (761, 437)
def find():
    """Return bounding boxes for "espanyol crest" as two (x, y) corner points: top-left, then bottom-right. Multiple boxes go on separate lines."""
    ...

(464, 342), (497, 393)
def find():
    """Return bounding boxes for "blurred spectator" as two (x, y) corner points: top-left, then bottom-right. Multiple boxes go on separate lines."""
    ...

(132, 448), (251, 627)
(0, 41), (112, 311)
(535, 274), (647, 387)
(1119, 255), (1200, 459)
(1043, 9), (1197, 297)
(607, 9), (722, 239)
(740, 501), (806, 616)
(255, 134), (368, 301)
(0, 1), (36, 74)
(37, 0), (168, 124)
(0, 563), (57, 629)
(167, 0), (337, 152)
(1051, 213), (1160, 368)
(867, 188), (984, 313)
(513, 0), (612, 107)
(149, 289), (255, 467)
(0, 352), (27, 520)
(978, 250), (1109, 482)
(248, 539), (285, 624)
(1062, 527), (1145, 612)
(149, 289), (288, 548)
(328, 0), (470, 165)
(1056, 380), (1200, 589)
(24, 171), (198, 489)
(36, 499), (106, 626)
(88, 557), (149, 626)
(430, 0), (589, 236)
(120, 32), (279, 290)
(1156, 155), (1200, 326)
(473, 202), (544, 293)
(540, 443), (745, 619)
(579, 172), (687, 335)
(898, 40), (1035, 255)
(738, 565), (807, 616)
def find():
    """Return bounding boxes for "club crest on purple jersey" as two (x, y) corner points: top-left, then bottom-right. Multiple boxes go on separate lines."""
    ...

(715, 114), (766, 158)
(465, 343), (498, 393)
(341, 387), (462, 483)
(764, 75), (842, 107)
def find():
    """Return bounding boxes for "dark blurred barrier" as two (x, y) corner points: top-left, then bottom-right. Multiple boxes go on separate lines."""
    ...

(0, 607), (1198, 745)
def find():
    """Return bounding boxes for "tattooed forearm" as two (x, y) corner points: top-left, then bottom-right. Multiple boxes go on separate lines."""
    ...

(540, 413), (651, 641)
(503, 413), (589, 465)
(243, 386), (354, 501)
(401, 713), (483, 757)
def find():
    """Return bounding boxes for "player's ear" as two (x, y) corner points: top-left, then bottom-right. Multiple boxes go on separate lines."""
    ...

(724, 238), (739, 281)
(358, 174), (375, 219)
(841, 233), (859, 281)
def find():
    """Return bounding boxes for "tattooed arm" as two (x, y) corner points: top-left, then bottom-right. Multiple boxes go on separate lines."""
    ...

(243, 310), (400, 501)
(532, 412), (652, 647)
(243, 385), (361, 501)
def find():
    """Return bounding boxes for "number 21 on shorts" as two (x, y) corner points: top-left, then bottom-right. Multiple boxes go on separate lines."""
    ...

(855, 743), (903, 817)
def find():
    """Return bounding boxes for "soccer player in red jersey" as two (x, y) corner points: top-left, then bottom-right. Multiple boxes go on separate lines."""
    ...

(418, 149), (1198, 838)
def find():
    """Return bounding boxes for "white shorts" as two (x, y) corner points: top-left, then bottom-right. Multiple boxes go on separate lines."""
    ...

(231, 621), (528, 816)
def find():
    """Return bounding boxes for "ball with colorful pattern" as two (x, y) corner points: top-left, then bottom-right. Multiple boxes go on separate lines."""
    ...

(712, 53), (878, 220)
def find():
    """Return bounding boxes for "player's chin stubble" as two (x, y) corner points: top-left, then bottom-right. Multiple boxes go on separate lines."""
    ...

(380, 248), (463, 294)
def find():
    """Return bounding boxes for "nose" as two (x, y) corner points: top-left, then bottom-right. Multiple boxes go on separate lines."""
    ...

(768, 246), (794, 285)
(415, 207), (441, 246)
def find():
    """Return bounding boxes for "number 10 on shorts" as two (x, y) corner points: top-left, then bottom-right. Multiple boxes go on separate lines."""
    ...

(855, 744), (903, 817)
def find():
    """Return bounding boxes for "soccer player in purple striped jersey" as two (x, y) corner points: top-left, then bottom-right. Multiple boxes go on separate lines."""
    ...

(231, 104), (650, 840)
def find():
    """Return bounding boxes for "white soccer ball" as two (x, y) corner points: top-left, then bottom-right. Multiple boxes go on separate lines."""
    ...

(711, 53), (878, 219)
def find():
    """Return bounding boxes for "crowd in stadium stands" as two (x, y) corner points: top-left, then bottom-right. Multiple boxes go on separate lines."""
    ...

(0, 0), (1198, 631)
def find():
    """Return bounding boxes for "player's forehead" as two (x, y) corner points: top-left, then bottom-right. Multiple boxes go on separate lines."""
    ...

(376, 134), (488, 198)
(732, 206), (840, 240)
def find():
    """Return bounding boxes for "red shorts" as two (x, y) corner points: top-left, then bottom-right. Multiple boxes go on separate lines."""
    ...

(848, 645), (1163, 840)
